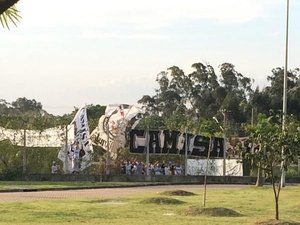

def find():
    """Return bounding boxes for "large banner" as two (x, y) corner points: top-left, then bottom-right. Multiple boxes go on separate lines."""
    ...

(58, 106), (93, 173)
(90, 104), (143, 159)
(129, 129), (224, 157)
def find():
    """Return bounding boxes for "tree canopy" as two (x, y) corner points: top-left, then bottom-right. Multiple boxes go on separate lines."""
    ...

(138, 62), (300, 136)
(0, 0), (21, 29)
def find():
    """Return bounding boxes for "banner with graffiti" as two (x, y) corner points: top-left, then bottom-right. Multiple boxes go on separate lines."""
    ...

(129, 129), (225, 157)
(90, 104), (143, 159)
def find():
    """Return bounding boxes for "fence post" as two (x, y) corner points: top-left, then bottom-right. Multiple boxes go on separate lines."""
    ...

(105, 122), (110, 175)
(184, 130), (188, 176)
(22, 129), (27, 174)
(64, 125), (68, 173)
(145, 128), (149, 175)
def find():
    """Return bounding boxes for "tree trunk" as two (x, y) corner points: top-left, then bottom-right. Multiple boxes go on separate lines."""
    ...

(256, 165), (264, 187)
(298, 157), (300, 176)
(271, 166), (281, 220)
(275, 196), (279, 220)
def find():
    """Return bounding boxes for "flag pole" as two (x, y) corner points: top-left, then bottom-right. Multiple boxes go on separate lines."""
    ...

(280, 0), (289, 188)
(106, 121), (110, 175)
(64, 125), (68, 173)
(184, 129), (188, 176)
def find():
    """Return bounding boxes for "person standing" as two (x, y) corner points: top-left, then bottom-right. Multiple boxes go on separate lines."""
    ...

(73, 142), (81, 173)
(51, 161), (58, 174)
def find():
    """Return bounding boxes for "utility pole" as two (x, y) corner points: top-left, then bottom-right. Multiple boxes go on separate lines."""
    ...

(222, 110), (227, 177)
(106, 122), (110, 176)
(280, 0), (289, 188)
(213, 115), (226, 176)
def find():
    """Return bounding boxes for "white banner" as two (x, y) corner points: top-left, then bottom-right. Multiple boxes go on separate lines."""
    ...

(187, 159), (243, 176)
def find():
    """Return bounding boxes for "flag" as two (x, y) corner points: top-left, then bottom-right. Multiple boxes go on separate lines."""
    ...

(90, 104), (143, 158)
(58, 105), (93, 173)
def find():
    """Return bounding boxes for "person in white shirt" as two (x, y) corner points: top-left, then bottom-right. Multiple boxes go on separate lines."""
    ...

(72, 142), (81, 173)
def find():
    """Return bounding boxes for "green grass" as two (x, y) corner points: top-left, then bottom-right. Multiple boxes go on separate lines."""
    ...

(0, 185), (300, 225)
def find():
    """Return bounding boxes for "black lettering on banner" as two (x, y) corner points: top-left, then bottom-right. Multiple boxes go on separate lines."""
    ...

(129, 129), (145, 154)
(99, 138), (106, 146)
(148, 130), (160, 154)
(129, 129), (224, 158)
(212, 137), (224, 157)
(163, 130), (179, 154)
(178, 133), (194, 155)
(191, 135), (209, 157)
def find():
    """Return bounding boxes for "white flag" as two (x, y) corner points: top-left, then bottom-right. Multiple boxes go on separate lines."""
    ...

(58, 105), (93, 173)
(90, 104), (143, 158)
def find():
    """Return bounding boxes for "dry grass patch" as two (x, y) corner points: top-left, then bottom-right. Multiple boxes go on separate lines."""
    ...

(160, 190), (196, 196)
(255, 219), (300, 225)
(184, 206), (242, 217)
(140, 197), (185, 205)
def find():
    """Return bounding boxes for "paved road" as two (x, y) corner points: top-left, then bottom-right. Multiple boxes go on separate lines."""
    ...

(0, 184), (248, 202)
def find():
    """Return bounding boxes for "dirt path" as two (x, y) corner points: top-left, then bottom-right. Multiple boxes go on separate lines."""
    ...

(0, 184), (248, 202)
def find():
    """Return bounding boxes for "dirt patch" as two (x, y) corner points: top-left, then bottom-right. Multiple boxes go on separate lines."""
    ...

(140, 197), (185, 205)
(160, 190), (196, 196)
(87, 198), (127, 204)
(184, 206), (242, 217)
(255, 219), (300, 225)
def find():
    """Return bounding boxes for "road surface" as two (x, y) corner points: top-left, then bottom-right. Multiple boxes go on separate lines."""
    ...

(0, 184), (248, 202)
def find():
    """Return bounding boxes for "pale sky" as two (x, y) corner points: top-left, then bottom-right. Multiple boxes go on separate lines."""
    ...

(1, 0), (299, 115)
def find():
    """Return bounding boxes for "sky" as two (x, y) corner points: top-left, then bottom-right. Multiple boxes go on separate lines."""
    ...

(1, 0), (300, 115)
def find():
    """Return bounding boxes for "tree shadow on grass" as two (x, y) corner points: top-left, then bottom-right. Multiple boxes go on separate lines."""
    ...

(84, 198), (127, 204)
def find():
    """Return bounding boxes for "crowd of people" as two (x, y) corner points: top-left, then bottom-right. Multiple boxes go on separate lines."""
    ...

(121, 161), (184, 176)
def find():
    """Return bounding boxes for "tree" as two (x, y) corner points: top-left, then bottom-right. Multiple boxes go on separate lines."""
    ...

(219, 63), (253, 128)
(0, 0), (21, 29)
(199, 118), (223, 207)
(0, 139), (22, 177)
(138, 62), (254, 135)
(189, 63), (220, 119)
(254, 67), (300, 119)
(242, 114), (300, 220)
(12, 97), (43, 114)
(86, 104), (106, 131)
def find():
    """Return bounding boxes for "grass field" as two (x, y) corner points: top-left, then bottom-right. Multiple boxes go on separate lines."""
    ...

(0, 185), (300, 225)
